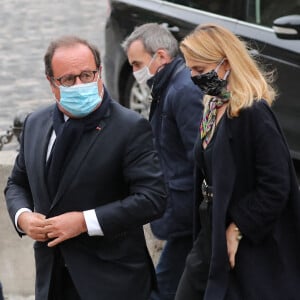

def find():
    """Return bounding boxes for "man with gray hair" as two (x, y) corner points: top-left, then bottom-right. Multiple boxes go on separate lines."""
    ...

(122, 23), (203, 300)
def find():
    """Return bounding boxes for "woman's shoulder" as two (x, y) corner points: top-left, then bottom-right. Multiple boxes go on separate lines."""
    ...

(225, 99), (282, 138)
(231, 99), (276, 124)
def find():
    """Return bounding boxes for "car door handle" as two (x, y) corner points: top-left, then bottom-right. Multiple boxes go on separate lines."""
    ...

(161, 22), (180, 33)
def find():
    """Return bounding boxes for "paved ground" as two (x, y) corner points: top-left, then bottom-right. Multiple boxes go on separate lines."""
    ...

(0, 1), (108, 299)
(0, 0), (107, 144)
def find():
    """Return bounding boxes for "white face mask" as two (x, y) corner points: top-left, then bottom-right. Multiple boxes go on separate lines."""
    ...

(133, 54), (156, 85)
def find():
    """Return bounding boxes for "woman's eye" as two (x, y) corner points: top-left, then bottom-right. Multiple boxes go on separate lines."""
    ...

(193, 70), (203, 75)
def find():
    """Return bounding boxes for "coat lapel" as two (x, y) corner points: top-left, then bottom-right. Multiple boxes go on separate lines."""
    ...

(34, 108), (54, 207)
(212, 116), (236, 214)
(49, 114), (109, 210)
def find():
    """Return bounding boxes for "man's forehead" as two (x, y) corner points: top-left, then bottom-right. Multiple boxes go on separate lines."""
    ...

(53, 43), (91, 58)
(51, 43), (96, 75)
(52, 44), (95, 67)
(127, 40), (150, 64)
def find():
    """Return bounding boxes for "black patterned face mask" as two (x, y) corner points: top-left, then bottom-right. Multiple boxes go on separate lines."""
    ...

(191, 59), (230, 99)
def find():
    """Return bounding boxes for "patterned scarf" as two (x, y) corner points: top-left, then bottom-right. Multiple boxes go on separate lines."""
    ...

(200, 91), (230, 145)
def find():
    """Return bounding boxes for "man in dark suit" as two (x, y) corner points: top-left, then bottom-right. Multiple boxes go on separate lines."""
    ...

(4, 36), (166, 300)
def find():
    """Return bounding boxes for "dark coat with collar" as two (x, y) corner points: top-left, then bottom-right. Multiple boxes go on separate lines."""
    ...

(192, 100), (300, 299)
(149, 56), (203, 240)
(4, 91), (167, 300)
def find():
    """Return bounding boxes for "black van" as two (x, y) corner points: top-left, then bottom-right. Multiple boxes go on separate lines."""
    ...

(104, 0), (300, 160)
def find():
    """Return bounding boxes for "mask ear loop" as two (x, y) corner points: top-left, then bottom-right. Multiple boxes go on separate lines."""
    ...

(96, 65), (103, 80)
(95, 69), (104, 99)
(215, 58), (226, 72)
(148, 53), (157, 68)
(215, 58), (230, 80)
(223, 69), (230, 80)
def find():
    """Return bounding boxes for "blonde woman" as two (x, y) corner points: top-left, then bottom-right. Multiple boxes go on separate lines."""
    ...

(175, 23), (300, 300)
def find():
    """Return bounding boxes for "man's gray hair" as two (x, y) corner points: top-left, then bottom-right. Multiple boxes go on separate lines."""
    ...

(122, 23), (179, 58)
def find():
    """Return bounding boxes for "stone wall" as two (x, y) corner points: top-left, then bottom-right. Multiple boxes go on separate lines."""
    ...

(0, 151), (35, 298)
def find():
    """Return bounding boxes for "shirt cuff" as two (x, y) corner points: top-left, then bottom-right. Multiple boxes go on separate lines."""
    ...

(83, 209), (104, 236)
(15, 208), (32, 233)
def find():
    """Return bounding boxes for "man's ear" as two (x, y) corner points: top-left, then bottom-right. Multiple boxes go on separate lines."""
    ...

(98, 66), (103, 79)
(46, 75), (54, 85)
(156, 49), (172, 64)
(46, 75), (58, 95)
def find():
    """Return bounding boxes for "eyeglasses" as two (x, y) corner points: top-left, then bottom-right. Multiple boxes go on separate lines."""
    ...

(53, 70), (98, 87)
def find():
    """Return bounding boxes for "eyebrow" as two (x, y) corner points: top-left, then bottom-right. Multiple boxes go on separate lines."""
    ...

(130, 60), (141, 66)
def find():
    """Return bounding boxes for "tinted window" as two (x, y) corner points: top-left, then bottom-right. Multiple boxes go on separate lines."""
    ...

(164, 0), (245, 19)
(252, 0), (300, 27)
(166, 0), (300, 27)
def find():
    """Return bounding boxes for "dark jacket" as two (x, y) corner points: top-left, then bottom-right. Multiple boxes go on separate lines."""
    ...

(0, 282), (3, 300)
(193, 100), (300, 299)
(4, 91), (167, 300)
(148, 56), (203, 239)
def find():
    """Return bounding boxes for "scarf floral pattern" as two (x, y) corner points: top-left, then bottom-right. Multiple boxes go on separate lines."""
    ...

(200, 90), (230, 145)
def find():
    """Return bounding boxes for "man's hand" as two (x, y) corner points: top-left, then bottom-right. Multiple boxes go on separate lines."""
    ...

(44, 212), (87, 247)
(226, 222), (242, 268)
(18, 211), (48, 241)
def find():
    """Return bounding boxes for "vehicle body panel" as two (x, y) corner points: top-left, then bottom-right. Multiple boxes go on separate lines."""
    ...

(104, 0), (300, 159)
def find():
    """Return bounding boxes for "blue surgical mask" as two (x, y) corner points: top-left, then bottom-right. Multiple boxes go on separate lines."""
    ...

(58, 81), (102, 118)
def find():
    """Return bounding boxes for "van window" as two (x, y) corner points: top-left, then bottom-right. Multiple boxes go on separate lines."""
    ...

(164, 0), (244, 19)
(165, 0), (300, 27)
(248, 0), (300, 27)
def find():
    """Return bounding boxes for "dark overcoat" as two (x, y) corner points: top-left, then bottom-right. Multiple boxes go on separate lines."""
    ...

(149, 56), (203, 239)
(5, 92), (167, 300)
(193, 100), (300, 299)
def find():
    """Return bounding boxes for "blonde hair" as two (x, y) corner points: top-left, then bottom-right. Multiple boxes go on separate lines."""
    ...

(180, 23), (277, 117)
